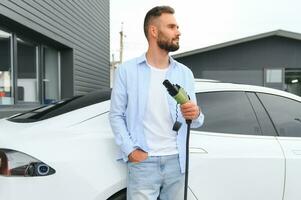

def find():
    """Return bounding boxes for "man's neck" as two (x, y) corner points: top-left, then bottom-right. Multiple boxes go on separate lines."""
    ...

(146, 47), (170, 69)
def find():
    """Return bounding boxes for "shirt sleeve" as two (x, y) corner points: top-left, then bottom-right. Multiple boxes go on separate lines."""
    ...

(109, 65), (135, 162)
(186, 69), (204, 129)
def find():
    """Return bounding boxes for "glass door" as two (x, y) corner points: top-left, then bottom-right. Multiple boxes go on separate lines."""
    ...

(16, 37), (38, 103)
(43, 47), (60, 104)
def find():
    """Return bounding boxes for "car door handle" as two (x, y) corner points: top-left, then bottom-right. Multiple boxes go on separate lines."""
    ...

(294, 118), (301, 124)
(292, 150), (301, 155)
(189, 147), (208, 154)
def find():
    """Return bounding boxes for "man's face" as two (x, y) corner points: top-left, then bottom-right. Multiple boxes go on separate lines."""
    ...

(155, 13), (181, 52)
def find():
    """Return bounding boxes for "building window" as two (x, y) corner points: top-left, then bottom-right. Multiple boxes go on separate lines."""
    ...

(0, 29), (13, 105)
(285, 68), (301, 96)
(266, 69), (282, 83)
(0, 28), (61, 106)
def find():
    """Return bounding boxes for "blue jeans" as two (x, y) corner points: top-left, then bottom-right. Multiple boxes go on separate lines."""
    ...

(127, 154), (184, 200)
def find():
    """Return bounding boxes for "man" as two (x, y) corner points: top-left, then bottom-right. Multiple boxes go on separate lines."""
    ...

(109, 6), (204, 200)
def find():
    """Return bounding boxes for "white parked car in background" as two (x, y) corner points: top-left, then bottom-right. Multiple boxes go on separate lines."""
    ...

(1, 80), (301, 200)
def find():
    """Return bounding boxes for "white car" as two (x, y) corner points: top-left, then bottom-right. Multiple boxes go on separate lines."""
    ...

(1, 80), (301, 200)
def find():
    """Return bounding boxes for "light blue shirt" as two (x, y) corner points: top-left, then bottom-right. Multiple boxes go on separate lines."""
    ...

(109, 54), (204, 173)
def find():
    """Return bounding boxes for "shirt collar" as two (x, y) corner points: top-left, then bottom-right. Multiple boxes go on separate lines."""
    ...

(136, 53), (176, 68)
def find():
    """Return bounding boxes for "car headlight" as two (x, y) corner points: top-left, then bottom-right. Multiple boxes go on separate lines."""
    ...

(0, 149), (55, 177)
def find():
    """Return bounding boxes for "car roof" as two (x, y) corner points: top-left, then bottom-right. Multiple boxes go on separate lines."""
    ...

(195, 81), (301, 102)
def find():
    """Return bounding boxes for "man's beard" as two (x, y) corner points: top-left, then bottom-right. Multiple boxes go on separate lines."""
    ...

(157, 31), (180, 52)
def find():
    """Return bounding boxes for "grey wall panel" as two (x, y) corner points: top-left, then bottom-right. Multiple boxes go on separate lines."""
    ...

(202, 70), (263, 86)
(176, 36), (301, 85)
(0, 1), (74, 47)
(60, 49), (73, 99)
(0, 0), (110, 95)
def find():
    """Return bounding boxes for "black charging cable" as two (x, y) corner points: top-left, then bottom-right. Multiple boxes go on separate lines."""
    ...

(175, 104), (192, 200)
(184, 119), (191, 200)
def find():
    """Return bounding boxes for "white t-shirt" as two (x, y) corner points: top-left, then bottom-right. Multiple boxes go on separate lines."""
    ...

(143, 64), (178, 156)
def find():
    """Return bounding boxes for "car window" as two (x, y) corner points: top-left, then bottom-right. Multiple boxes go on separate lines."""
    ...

(257, 93), (301, 137)
(246, 92), (277, 136)
(194, 91), (262, 135)
(8, 90), (111, 123)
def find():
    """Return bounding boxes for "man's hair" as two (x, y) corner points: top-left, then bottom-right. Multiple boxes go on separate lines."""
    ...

(143, 6), (175, 39)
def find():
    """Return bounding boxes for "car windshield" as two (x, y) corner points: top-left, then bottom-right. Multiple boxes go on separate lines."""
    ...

(8, 90), (111, 123)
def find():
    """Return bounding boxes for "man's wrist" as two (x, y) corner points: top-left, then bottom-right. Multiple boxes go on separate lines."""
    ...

(195, 106), (201, 119)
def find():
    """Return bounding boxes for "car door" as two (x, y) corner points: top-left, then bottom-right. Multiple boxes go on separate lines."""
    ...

(188, 91), (285, 200)
(257, 93), (301, 200)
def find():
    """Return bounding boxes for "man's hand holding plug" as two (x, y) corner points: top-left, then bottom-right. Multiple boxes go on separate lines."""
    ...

(180, 101), (201, 120)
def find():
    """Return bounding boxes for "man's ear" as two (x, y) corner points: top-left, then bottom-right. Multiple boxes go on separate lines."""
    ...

(149, 25), (158, 38)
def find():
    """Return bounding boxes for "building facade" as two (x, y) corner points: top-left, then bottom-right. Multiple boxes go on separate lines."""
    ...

(174, 30), (301, 97)
(0, 0), (109, 117)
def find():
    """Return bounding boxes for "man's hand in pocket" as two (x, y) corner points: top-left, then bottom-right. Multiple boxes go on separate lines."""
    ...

(128, 149), (148, 163)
